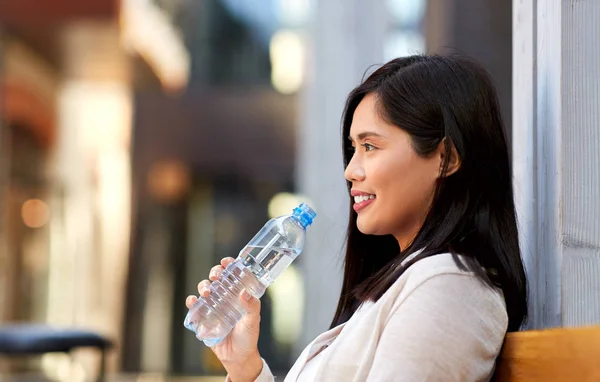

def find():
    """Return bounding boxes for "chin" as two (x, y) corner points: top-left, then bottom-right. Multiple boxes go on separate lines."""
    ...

(356, 217), (377, 235)
(356, 215), (394, 237)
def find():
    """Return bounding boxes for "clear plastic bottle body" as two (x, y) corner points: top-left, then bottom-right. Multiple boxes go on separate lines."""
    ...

(184, 260), (266, 347)
(184, 209), (312, 347)
(238, 215), (305, 286)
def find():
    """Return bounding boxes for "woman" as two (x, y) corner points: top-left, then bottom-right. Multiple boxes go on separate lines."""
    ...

(186, 54), (527, 381)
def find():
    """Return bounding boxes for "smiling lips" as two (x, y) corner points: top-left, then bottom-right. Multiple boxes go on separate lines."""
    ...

(351, 192), (376, 212)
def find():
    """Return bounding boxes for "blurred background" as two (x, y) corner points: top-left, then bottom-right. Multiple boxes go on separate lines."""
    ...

(0, 0), (597, 380)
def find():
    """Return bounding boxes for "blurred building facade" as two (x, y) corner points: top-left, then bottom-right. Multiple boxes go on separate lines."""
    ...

(426, 0), (512, 144)
(0, 0), (189, 377)
(122, 0), (299, 376)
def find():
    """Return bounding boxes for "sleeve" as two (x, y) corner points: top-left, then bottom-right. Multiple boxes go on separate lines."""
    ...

(365, 273), (508, 382)
(225, 358), (275, 382)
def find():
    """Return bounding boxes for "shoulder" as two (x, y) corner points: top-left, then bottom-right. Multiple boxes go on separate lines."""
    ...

(365, 253), (509, 381)
(388, 252), (507, 327)
(401, 252), (490, 292)
(403, 251), (473, 277)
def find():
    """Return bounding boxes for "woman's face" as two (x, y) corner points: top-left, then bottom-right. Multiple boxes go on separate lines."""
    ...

(344, 94), (442, 249)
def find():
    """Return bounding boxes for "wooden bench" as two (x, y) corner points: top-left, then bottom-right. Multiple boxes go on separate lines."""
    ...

(495, 325), (600, 381)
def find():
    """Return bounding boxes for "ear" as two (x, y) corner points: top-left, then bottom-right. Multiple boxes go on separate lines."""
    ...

(437, 137), (461, 178)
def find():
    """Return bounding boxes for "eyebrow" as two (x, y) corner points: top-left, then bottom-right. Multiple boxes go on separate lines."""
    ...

(348, 131), (386, 142)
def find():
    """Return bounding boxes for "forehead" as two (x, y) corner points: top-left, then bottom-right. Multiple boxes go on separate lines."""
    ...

(349, 94), (392, 137)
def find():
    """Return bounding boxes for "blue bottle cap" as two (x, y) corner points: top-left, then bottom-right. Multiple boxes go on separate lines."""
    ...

(292, 203), (316, 228)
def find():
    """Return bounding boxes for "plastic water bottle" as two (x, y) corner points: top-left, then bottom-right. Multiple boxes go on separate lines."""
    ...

(184, 203), (316, 346)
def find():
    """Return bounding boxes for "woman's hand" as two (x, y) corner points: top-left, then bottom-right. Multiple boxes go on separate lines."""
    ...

(186, 257), (263, 381)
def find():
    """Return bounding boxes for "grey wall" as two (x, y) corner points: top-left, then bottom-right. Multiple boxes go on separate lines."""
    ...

(513, 0), (600, 329)
(561, 0), (600, 327)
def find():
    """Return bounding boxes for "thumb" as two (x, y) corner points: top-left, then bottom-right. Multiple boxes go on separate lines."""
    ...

(239, 289), (261, 331)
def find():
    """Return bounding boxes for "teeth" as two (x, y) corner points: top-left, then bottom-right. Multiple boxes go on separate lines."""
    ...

(354, 195), (375, 203)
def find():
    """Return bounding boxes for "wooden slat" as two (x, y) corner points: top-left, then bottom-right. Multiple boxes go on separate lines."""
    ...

(496, 326), (600, 381)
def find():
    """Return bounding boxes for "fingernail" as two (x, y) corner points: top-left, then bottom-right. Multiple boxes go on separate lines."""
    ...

(209, 271), (216, 279)
(201, 287), (208, 295)
(242, 290), (252, 301)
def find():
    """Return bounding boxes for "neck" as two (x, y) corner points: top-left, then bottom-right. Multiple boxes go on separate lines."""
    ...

(394, 223), (424, 252)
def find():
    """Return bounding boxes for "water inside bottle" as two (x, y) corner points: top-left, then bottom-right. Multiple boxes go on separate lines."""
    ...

(187, 262), (264, 347)
(240, 245), (301, 285)
(185, 246), (301, 347)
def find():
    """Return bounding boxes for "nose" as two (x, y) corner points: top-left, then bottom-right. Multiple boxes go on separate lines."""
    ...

(344, 156), (365, 183)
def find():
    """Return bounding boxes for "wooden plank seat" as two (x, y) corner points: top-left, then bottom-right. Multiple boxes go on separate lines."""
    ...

(495, 325), (600, 381)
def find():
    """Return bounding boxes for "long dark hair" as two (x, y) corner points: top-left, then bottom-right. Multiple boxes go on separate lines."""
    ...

(331, 54), (527, 332)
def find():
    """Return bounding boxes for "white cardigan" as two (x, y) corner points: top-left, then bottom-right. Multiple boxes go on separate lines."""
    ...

(227, 252), (508, 381)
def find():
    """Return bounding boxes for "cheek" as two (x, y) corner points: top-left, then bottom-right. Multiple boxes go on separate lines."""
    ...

(374, 158), (438, 222)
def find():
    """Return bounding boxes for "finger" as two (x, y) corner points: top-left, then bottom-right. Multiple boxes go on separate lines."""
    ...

(186, 295), (198, 308)
(209, 265), (224, 281)
(221, 257), (235, 267)
(197, 280), (211, 295)
(239, 289), (261, 332)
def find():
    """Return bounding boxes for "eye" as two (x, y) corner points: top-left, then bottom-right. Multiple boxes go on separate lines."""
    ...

(362, 143), (376, 152)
